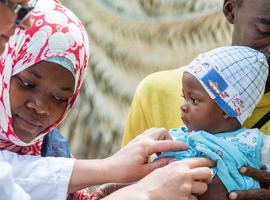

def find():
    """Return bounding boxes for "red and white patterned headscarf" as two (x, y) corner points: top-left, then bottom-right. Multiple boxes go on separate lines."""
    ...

(0, 0), (90, 198)
(0, 0), (89, 155)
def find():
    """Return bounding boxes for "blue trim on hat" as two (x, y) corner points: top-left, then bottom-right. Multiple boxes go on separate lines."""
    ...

(200, 68), (238, 117)
(201, 69), (229, 97)
(215, 96), (238, 117)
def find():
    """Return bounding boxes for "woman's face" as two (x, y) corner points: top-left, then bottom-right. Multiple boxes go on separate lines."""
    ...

(0, 0), (32, 55)
(10, 61), (75, 143)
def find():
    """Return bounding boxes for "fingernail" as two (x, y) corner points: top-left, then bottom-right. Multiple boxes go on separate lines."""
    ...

(229, 192), (237, 200)
(168, 159), (176, 164)
(210, 159), (216, 164)
(239, 166), (247, 174)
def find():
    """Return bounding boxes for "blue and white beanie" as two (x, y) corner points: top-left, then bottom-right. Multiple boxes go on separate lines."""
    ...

(184, 46), (269, 125)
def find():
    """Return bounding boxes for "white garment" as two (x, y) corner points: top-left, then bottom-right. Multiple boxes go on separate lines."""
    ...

(0, 150), (75, 200)
(0, 162), (31, 200)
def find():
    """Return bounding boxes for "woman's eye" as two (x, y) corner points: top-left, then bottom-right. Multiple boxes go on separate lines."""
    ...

(19, 77), (34, 88)
(53, 96), (68, 102)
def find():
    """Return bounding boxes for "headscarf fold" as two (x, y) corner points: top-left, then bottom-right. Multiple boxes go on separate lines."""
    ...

(0, 0), (90, 199)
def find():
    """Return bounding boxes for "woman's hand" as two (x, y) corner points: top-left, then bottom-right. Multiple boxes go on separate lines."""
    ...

(90, 183), (133, 200)
(104, 127), (189, 183)
(69, 128), (188, 193)
(229, 166), (270, 199)
(103, 157), (214, 200)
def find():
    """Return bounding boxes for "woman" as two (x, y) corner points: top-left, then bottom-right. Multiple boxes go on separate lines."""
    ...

(0, 0), (90, 198)
(0, 0), (33, 199)
(0, 0), (32, 55)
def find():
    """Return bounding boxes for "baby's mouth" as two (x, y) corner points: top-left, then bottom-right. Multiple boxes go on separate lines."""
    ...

(181, 117), (189, 125)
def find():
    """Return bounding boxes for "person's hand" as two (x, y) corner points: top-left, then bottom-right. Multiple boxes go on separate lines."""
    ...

(68, 128), (188, 193)
(104, 127), (189, 183)
(136, 158), (214, 200)
(90, 184), (108, 200)
(90, 184), (107, 200)
(229, 166), (270, 199)
(90, 183), (133, 200)
(103, 157), (214, 200)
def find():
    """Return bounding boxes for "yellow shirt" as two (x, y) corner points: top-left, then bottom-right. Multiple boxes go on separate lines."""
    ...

(121, 67), (270, 147)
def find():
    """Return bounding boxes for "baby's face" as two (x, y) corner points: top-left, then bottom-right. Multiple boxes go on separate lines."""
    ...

(9, 61), (75, 143)
(181, 72), (225, 133)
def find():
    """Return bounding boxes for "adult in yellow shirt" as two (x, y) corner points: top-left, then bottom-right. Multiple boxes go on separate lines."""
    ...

(122, 0), (270, 199)
(122, 0), (270, 145)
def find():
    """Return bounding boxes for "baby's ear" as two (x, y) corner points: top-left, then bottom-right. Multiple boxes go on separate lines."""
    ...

(222, 112), (230, 120)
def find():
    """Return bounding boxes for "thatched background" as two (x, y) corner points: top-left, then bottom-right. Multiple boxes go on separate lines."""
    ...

(58, 0), (233, 159)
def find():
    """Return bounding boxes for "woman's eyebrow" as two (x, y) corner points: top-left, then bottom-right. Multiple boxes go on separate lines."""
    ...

(60, 86), (74, 92)
(28, 70), (74, 92)
(29, 70), (43, 79)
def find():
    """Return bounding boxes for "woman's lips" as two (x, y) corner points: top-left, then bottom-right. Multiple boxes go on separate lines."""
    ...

(16, 115), (41, 129)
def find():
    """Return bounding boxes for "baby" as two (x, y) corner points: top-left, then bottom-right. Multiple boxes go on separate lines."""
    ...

(155, 46), (270, 200)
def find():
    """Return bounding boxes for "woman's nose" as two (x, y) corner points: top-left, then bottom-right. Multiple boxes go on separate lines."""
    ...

(17, 16), (32, 31)
(16, 0), (32, 31)
(26, 98), (50, 115)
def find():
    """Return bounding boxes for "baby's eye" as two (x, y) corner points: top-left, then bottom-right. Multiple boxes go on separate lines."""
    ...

(181, 93), (186, 99)
(192, 98), (198, 103)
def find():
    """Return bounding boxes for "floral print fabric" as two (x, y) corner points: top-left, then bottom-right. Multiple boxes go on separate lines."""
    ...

(0, 0), (90, 199)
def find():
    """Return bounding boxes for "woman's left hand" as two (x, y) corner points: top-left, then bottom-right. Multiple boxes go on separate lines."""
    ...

(229, 166), (270, 199)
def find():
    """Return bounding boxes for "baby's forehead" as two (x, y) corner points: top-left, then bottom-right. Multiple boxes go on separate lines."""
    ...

(182, 72), (205, 90)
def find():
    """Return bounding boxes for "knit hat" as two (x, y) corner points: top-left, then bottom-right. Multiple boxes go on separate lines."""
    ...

(184, 46), (268, 125)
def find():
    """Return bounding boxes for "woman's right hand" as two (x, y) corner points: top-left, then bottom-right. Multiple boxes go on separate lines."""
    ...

(103, 157), (214, 200)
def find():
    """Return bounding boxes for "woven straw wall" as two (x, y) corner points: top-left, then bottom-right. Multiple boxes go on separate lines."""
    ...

(58, 0), (233, 159)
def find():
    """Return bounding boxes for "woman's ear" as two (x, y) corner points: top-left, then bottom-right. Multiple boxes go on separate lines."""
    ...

(223, 112), (230, 120)
(223, 0), (238, 24)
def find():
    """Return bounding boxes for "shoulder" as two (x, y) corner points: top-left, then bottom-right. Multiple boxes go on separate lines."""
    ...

(136, 67), (186, 97)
